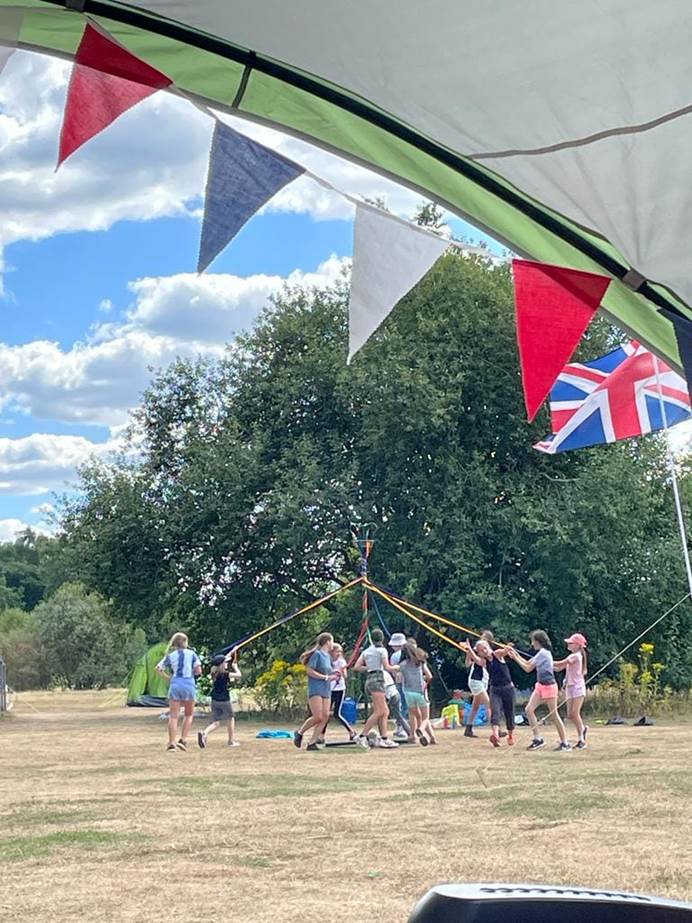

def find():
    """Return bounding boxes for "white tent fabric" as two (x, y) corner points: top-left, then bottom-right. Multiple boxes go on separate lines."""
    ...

(0, 7), (22, 75)
(137, 1), (692, 303)
(348, 205), (448, 362)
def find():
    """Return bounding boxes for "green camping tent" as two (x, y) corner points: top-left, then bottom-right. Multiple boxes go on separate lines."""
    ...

(2, 1), (692, 372)
(127, 642), (170, 707)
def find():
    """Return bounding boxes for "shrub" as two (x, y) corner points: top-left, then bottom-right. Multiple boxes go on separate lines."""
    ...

(254, 659), (307, 717)
(589, 643), (690, 717)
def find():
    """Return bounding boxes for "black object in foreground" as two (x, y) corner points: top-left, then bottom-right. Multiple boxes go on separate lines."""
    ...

(408, 884), (692, 922)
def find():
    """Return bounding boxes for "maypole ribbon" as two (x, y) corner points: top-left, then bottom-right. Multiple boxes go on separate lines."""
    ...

(366, 582), (466, 654)
(369, 581), (520, 650)
(216, 576), (364, 656)
(371, 581), (487, 641)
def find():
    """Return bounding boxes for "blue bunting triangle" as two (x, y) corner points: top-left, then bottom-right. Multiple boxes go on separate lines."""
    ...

(661, 308), (692, 400)
(198, 120), (305, 273)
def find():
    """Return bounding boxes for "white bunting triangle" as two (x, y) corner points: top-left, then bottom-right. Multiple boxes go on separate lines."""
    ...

(348, 204), (449, 362)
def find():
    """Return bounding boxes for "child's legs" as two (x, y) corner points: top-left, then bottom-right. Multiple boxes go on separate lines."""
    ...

(299, 696), (323, 735)
(203, 720), (220, 736)
(181, 700), (195, 740)
(489, 688), (502, 735)
(167, 700), (181, 744)
(469, 690), (489, 722)
(308, 698), (331, 743)
(397, 685), (409, 720)
(333, 690), (354, 735)
(226, 717), (236, 742)
(408, 705), (421, 738)
(389, 693), (410, 735)
(545, 696), (567, 742)
(526, 690), (542, 735)
(568, 695), (585, 737)
(421, 704), (435, 741)
(362, 692), (387, 736)
(502, 686), (516, 732)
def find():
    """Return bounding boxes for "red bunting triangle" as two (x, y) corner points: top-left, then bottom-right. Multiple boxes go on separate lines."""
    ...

(513, 259), (611, 421)
(58, 24), (172, 167)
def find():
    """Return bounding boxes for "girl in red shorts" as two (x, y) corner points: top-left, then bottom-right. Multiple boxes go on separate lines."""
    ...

(507, 630), (570, 752)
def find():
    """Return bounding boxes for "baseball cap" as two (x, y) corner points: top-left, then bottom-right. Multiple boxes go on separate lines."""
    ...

(389, 632), (406, 647)
(211, 654), (227, 666)
(564, 633), (587, 648)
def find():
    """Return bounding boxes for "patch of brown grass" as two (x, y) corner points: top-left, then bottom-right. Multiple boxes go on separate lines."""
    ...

(0, 691), (690, 923)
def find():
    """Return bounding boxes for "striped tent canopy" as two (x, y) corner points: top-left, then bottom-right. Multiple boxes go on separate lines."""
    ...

(3, 0), (692, 371)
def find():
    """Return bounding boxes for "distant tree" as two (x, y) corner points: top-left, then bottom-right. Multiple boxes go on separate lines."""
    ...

(0, 528), (67, 610)
(32, 583), (147, 689)
(57, 252), (692, 687)
(0, 574), (24, 611)
(0, 607), (50, 690)
(413, 200), (445, 231)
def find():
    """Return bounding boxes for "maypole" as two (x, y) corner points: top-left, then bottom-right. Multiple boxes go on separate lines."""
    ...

(652, 358), (692, 601)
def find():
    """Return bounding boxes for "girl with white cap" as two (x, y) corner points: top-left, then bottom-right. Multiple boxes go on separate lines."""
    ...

(555, 633), (589, 749)
(388, 631), (409, 738)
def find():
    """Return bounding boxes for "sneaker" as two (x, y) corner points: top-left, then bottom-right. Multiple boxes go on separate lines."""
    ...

(393, 730), (409, 742)
(489, 733), (501, 748)
(317, 737), (326, 745)
(197, 732), (207, 750)
(554, 741), (572, 752)
(166, 743), (176, 751)
(176, 739), (187, 752)
(415, 729), (429, 747)
(377, 738), (399, 748)
(353, 735), (370, 750)
(526, 737), (545, 751)
(464, 725), (477, 738)
(293, 731), (303, 749)
(575, 740), (587, 749)
(507, 733), (515, 747)
(227, 740), (240, 747)
(306, 742), (320, 751)
(583, 725), (590, 743)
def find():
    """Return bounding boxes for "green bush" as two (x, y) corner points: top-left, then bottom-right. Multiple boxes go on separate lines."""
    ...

(254, 659), (307, 717)
(589, 643), (691, 717)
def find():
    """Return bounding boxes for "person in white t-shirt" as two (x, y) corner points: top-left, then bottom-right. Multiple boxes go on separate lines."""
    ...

(389, 632), (409, 734)
(318, 643), (356, 742)
(353, 629), (399, 748)
(384, 666), (410, 742)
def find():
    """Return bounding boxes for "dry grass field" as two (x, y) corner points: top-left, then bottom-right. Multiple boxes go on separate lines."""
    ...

(1, 691), (691, 922)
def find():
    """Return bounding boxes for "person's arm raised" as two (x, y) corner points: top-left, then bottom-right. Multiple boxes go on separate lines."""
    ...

(506, 647), (534, 673)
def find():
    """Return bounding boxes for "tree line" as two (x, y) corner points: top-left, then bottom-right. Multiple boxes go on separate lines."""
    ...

(2, 247), (690, 691)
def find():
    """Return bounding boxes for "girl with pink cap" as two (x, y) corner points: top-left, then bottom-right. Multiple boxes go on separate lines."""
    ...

(555, 633), (589, 749)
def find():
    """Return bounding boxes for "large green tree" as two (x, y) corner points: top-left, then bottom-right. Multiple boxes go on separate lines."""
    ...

(57, 252), (692, 686)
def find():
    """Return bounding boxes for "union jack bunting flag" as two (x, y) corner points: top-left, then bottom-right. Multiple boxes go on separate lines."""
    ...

(535, 341), (691, 454)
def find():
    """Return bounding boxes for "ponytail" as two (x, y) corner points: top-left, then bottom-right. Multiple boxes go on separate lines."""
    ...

(299, 632), (333, 665)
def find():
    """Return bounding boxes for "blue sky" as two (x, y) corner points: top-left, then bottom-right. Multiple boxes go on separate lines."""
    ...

(0, 49), (504, 541)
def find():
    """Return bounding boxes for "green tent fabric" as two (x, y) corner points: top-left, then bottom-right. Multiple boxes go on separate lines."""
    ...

(3, 1), (692, 371)
(127, 641), (169, 706)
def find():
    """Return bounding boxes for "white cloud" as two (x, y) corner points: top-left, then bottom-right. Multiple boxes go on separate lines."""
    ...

(0, 519), (31, 543)
(0, 433), (117, 495)
(0, 256), (350, 429)
(98, 298), (113, 314)
(126, 254), (347, 343)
